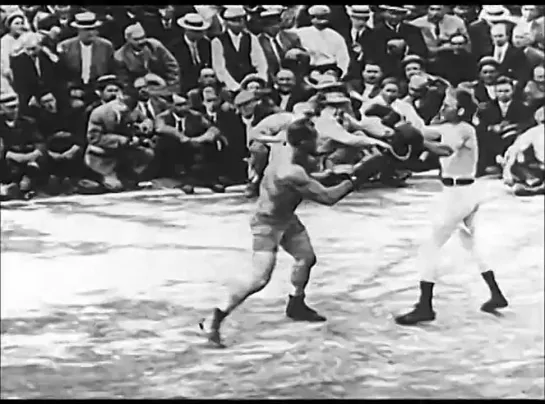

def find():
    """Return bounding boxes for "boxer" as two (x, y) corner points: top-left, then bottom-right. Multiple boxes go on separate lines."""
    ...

(395, 87), (509, 326)
(200, 118), (384, 347)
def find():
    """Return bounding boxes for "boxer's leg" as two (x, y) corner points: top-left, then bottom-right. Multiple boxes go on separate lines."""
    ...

(246, 141), (270, 197)
(458, 207), (508, 312)
(204, 215), (284, 346)
(280, 216), (325, 322)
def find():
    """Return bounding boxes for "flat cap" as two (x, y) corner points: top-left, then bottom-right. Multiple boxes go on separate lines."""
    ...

(234, 90), (257, 106)
(478, 56), (500, 69)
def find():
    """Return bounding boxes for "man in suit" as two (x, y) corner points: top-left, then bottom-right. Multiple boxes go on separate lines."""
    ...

(169, 13), (212, 94)
(139, 5), (188, 46)
(85, 74), (123, 117)
(154, 93), (225, 194)
(258, 6), (302, 82)
(133, 73), (170, 123)
(488, 22), (531, 83)
(433, 34), (478, 87)
(114, 22), (180, 91)
(84, 88), (155, 191)
(0, 92), (49, 197)
(370, 5), (428, 65)
(348, 61), (384, 117)
(269, 69), (311, 112)
(409, 5), (471, 67)
(10, 32), (62, 114)
(344, 6), (377, 88)
(478, 76), (534, 173)
(468, 5), (516, 62)
(211, 6), (268, 93)
(57, 12), (115, 92)
(472, 56), (501, 106)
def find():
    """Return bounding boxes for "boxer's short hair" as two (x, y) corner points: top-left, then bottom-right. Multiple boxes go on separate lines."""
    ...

(286, 119), (317, 147)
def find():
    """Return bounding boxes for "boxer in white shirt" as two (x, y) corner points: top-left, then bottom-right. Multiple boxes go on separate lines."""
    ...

(395, 87), (509, 326)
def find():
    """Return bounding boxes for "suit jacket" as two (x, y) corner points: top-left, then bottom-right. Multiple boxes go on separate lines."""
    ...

(1, 116), (45, 154)
(345, 26), (377, 81)
(488, 44), (531, 82)
(114, 38), (180, 88)
(410, 14), (470, 56)
(269, 88), (311, 112)
(258, 30), (302, 80)
(479, 99), (533, 130)
(10, 51), (61, 111)
(473, 81), (496, 105)
(57, 37), (115, 85)
(169, 36), (212, 94)
(468, 20), (493, 61)
(136, 96), (170, 122)
(433, 49), (477, 87)
(155, 109), (220, 142)
(524, 46), (545, 70)
(369, 22), (428, 64)
(86, 102), (135, 152)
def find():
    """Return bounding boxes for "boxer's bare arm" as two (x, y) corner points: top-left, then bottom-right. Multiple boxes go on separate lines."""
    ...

(283, 165), (354, 206)
(249, 112), (294, 143)
(318, 116), (383, 148)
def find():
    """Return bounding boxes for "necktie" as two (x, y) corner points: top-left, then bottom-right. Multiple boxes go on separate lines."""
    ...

(33, 56), (41, 76)
(144, 102), (154, 120)
(495, 46), (504, 63)
(177, 117), (184, 132)
(164, 19), (171, 29)
(434, 22), (440, 39)
(272, 36), (284, 61)
(190, 42), (200, 65)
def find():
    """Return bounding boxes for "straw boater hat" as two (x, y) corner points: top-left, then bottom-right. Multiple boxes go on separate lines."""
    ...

(71, 12), (102, 29)
(177, 13), (210, 31)
(260, 6), (285, 19)
(222, 6), (247, 20)
(478, 56), (500, 70)
(234, 90), (257, 107)
(308, 5), (331, 23)
(96, 74), (122, 90)
(401, 54), (425, 69)
(378, 5), (410, 14)
(346, 5), (372, 19)
(478, 5), (516, 24)
(0, 92), (19, 108)
(4, 11), (26, 29)
(305, 73), (344, 92)
(240, 73), (268, 90)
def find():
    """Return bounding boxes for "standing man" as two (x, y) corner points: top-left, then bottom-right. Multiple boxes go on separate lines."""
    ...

(395, 88), (509, 326)
(295, 6), (350, 79)
(211, 6), (268, 94)
(200, 118), (384, 347)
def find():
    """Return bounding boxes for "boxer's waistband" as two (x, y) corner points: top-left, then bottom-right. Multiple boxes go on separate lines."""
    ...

(441, 177), (475, 187)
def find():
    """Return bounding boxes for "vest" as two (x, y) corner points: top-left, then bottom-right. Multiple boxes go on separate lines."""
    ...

(218, 31), (255, 84)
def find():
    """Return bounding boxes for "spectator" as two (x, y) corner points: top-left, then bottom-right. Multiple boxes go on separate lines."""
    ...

(410, 5), (471, 68)
(523, 65), (545, 113)
(344, 6), (376, 89)
(469, 5), (516, 61)
(187, 68), (233, 113)
(194, 5), (225, 39)
(114, 22), (180, 90)
(35, 5), (76, 43)
(269, 69), (310, 112)
(281, 47), (312, 91)
(31, 89), (87, 192)
(478, 76), (534, 174)
(371, 5), (428, 65)
(295, 6), (350, 79)
(349, 61), (384, 115)
(10, 32), (62, 114)
(433, 34), (478, 86)
(258, 6), (302, 82)
(244, 5), (266, 36)
(210, 6), (268, 93)
(0, 92), (48, 198)
(86, 74), (123, 115)
(84, 88), (155, 191)
(1, 11), (28, 83)
(402, 74), (445, 125)
(154, 93), (225, 194)
(452, 5), (480, 26)
(488, 22), (530, 83)
(239, 73), (280, 113)
(169, 13), (212, 95)
(473, 56), (501, 105)
(512, 24), (545, 70)
(133, 73), (170, 121)
(143, 5), (186, 47)
(57, 12), (115, 89)
(35, 14), (63, 60)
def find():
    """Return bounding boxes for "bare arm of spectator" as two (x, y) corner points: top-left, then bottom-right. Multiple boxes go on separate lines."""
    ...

(249, 34), (269, 82)
(87, 109), (129, 150)
(211, 38), (241, 93)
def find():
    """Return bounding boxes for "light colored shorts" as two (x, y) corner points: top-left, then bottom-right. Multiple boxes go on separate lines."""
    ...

(250, 213), (313, 256)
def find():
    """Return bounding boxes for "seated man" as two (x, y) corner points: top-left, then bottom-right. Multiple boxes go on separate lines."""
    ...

(499, 107), (544, 196)
(154, 93), (225, 194)
(31, 89), (96, 194)
(84, 88), (155, 192)
(0, 92), (49, 199)
(187, 68), (233, 113)
(85, 74), (124, 117)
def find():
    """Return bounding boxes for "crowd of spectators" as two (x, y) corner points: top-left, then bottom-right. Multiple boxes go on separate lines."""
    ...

(0, 4), (543, 201)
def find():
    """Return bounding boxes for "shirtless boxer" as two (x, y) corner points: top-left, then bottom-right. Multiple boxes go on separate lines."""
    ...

(200, 118), (382, 347)
(395, 88), (509, 326)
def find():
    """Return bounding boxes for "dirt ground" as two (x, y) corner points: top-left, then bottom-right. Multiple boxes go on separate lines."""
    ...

(1, 177), (543, 399)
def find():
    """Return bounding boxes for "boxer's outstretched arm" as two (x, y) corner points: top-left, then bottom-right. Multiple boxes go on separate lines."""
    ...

(284, 166), (354, 206)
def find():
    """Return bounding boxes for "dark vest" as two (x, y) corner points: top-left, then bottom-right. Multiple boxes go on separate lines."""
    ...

(218, 31), (255, 84)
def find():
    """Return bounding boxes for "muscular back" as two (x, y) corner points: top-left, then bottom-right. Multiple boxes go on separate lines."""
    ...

(439, 121), (478, 178)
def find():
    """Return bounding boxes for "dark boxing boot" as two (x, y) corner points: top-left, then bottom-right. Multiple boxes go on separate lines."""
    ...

(480, 270), (509, 313)
(199, 308), (227, 348)
(395, 281), (436, 325)
(286, 294), (326, 322)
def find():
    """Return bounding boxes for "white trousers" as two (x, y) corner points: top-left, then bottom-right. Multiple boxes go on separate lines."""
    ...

(417, 180), (491, 282)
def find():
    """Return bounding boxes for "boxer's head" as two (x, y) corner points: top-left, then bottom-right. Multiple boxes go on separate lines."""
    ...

(286, 118), (319, 159)
(440, 88), (476, 123)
